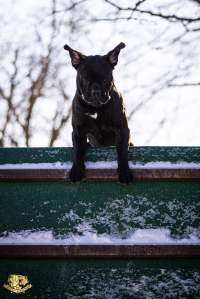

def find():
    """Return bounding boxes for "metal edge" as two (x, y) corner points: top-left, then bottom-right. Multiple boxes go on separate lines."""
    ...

(0, 169), (200, 182)
(0, 245), (200, 258)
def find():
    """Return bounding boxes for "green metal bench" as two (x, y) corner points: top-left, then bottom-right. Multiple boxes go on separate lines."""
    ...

(0, 147), (200, 298)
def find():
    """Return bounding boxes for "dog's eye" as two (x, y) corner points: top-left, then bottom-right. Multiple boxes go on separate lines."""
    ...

(83, 78), (89, 84)
(102, 78), (107, 83)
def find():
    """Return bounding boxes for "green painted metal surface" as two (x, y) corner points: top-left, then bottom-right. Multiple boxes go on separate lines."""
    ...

(1, 258), (200, 298)
(0, 147), (200, 298)
(0, 182), (200, 239)
(0, 146), (200, 165)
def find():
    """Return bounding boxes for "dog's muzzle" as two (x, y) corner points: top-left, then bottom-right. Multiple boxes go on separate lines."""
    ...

(80, 87), (111, 107)
(91, 87), (101, 99)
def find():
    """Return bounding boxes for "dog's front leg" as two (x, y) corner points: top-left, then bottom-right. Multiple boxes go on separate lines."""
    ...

(69, 128), (87, 183)
(116, 128), (134, 184)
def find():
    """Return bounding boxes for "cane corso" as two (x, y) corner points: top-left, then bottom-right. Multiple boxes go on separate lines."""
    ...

(64, 42), (133, 184)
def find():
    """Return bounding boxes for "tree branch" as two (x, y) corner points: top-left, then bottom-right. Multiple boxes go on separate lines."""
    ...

(168, 82), (200, 87)
(49, 106), (72, 147)
(136, 10), (200, 23)
(103, 0), (200, 24)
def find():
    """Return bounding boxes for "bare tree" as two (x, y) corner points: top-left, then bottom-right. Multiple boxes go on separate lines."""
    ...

(1, 0), (199, 147)
(97, 0), (200, 88)
(87, 0), (200, 143)
(0, 0), (87, 147)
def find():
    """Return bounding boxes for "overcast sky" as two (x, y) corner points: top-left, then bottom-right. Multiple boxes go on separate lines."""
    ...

(0, 0), (200, 147)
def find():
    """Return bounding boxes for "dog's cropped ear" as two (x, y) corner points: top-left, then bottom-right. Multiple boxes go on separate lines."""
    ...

(105, 42), (126, 69)
(64, 44), (86, 70)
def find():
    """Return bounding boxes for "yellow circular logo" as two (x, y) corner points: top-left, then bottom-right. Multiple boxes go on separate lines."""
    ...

(3, 274), (32, 294)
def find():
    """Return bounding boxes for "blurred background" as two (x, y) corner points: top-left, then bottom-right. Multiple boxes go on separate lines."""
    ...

(0, 0), (200, 148)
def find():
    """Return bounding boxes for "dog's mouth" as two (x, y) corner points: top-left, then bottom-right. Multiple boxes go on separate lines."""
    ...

(81, 93), (111, 107)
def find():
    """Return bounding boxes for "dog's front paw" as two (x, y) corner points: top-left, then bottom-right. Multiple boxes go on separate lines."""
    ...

(117, 167), (134, 185)
(69, 164), (85, 183)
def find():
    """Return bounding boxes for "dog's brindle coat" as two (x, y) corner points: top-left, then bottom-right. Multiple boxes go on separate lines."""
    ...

(64, 42), (133, 184)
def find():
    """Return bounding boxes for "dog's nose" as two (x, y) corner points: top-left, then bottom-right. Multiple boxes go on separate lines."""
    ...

(91, 87), (101, 97)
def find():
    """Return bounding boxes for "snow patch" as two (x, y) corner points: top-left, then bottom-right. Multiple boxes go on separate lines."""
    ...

(0, 228), (200, 245)
(0, 161), (200, 169)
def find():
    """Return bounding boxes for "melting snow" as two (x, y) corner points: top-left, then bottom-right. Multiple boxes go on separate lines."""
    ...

(0, 161), (200, 169)
(0, 229), (200, 245)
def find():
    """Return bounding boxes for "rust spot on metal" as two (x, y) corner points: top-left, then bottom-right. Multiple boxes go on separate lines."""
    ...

(0, 245), (200, 258)
(0, 169), (200, 182)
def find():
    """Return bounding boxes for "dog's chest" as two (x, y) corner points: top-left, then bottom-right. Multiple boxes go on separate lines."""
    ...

(84, 110), (115, 134)
(85, 111), (117, 146)
(86, 112), (98, 119)
(85, 110), (112, 126)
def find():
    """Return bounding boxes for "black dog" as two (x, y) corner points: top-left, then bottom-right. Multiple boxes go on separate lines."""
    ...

(64, 42), (133, 184)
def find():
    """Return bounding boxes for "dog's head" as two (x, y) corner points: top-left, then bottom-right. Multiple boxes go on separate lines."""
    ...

(64, 43), (125, 107)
